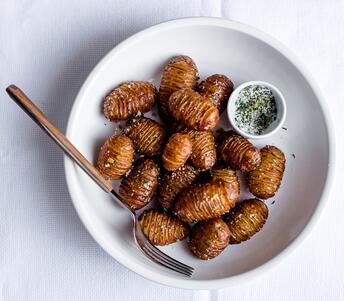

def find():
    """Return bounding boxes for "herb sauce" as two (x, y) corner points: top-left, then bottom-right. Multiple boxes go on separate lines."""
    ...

(234, 85), (277, 135)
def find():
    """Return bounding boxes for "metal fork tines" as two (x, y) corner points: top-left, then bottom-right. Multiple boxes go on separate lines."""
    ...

(134, 217), (194, 277)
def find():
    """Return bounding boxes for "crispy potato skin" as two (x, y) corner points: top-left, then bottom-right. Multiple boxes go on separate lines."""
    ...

(248, 145), (285, 199)
(197, 74), (234, 113)
(119, 159), (160, 210)
(138, 209), (190, 245)
(211, 167), (240, 199)
(187, 130), (216, 170)
(158, 55), (199, 119)
(188, 218), (230, 260)
(174, 181), (237, 223)
(224, 199), (268, 244)
(158, 165), (199, 209)
(169, 88), (220, 130)
(162, 133), (192, 171)
(218, 131), (261, 172)
(96, 135), (134, 179)
(103, 81), (157, 121)
(123, 116), (166, 156)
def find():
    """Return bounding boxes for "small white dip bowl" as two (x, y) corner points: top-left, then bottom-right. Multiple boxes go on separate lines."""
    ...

(227, 80), (287, 139)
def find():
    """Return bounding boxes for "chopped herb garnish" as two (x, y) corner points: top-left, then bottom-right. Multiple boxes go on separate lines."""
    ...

(282, 127), (287, 130)
(292, 154), (296, 159)
(234, 85), (277, 135)
(271, 200), (275, 205)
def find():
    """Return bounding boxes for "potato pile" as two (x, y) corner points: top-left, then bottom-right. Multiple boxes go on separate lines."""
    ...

(96, 55), (286, 260)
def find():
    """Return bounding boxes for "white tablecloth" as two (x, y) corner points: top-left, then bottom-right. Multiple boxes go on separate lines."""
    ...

(1, 0), (343, 300)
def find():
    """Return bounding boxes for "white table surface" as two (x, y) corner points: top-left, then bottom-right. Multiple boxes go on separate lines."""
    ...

(1, 0), (343, 300)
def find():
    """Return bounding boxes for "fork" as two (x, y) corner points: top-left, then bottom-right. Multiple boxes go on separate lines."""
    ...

(6, 85), (194, 277)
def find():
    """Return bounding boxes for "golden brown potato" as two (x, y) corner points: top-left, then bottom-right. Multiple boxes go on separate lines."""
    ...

(157, 165), (199, 209)
(218, 131), (261, 172)
(169, 88), (220, 130)
(248, 145), (285, 199)
(197, 74), (234, 113)
(138, 209), (190, 246)
(158, 55), (199, 119)
(188, 218), (230, 260)
(96, 135), (134, 179)
(103, 81), (157, 121)
(224, 199), (268, 244)
(118, 159), (160, 210)
(123, 116), (166, 156)
(174, 181), (237, 223)
(187, 130), (216, 170)
(211, 167), (240, 198)
(162, 133), (192, 171)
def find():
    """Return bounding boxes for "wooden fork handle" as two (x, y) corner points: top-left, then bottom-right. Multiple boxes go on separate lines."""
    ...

(6, 84), (113, 193)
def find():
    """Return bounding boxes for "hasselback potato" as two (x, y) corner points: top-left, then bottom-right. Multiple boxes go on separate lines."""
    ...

(188, 218), (230, 260)
(187, 130), (216, 170)
(169, 88), (219, 130)
(158, 55), (199, 119)
(118, 159), (160, 210)
(123, 116), (166, 156)
(162, 133), (192, 171)
(197, 74), (234, 113)
(139, 209), (190, 245)
(103, 81), (157, 121)
(174, 181), (237, 223)
(248, 145), (285, 199)
(157, 165), (199, 209)
(96, 135), (134, 179)
(218, 131), (261, 172)
(211, 167), (240, 198)
(224, 199), (268, 244)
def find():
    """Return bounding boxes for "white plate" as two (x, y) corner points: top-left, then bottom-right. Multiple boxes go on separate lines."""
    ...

(64, 17), (335, 289)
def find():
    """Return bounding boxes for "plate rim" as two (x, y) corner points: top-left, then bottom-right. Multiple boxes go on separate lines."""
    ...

(64, 17), (336, 289)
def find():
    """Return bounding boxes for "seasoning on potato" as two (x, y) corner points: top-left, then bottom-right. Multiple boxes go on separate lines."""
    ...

(218, 130), (261, 172)
(169, 88), (220, 130)
(158, 55), (199, 119)
(123, 115), (166, 156)
(174, 181), (237, 223)
(211, 167), (240, 198)
(197, 74), (234, 113)
(96, 135), (134, 179)
(248, 145), (285, 199)
(162, 132), (192, 171)
(187, 130), (216, 170)
(224, 199), (268, 244)
(119, 159), (160, 210)
(138, 209), (190, 246)
(158, 165), (199, 209)
(103, 81), (157, 121)
(188, 218), (230, 260)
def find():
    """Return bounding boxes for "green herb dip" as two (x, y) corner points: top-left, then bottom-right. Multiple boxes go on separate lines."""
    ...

(234, 85), (277, 135)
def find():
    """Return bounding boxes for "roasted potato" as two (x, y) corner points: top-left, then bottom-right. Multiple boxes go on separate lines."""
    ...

(96, 135), (134, 179)
(197, 74), (234, 113)
(158, 165), (199, 209)
(174, 181), (237, 223)
(138, 209), (190, 245)
(248, 145), (285, 199)
(218, 131), (261, 172)
(169, 88), (220, 131)
(158, 55), (199, 119)
(188, 218), (230, 260)
(224, 199), (268, 244)
(162, 133), (192, 171)
(211, 167), (240, 198)
(103, 81), (157, 121)
(187, 130), (216, 170)
(119, 159), (160, 210)
(123, 116), (166, 156)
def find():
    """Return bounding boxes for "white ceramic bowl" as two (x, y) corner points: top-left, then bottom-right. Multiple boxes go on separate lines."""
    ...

(64, 17), (335, 289)
(227, 80), (287, 139)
